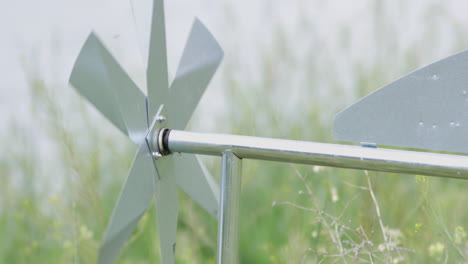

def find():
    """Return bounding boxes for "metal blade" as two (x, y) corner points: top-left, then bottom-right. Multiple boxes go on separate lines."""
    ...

(98, 142), (156, 264)
(168, 18), (224, 130)
(154, 156), (178, 264)
(129, 0), (153, 67)
(69, 33), (148, 144)
(333, 50), (468, 153)
(173, 154), (219, 218)
(147, 0), (169, 117)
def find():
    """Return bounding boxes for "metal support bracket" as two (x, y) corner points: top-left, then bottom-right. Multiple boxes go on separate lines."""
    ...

(148, 104), (171, 158)
(217, 150), (242, 264)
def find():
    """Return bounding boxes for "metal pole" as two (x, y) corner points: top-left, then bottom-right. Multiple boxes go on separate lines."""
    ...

(166, 130), (468, 180)
(217, 150), (242, 264)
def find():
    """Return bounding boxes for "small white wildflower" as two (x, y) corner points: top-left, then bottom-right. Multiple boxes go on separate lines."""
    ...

(428, 242), (445, 257)
(331, 187), (339, 202)
(384, 226), (403, 247)
(313, 166), (323, 173)
(79, 225), (94, 240)
(378, 244), (386, 252)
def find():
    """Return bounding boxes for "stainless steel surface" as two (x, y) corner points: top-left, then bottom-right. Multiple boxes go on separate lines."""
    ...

(147, 0), (169, 116)
(149, 108), (220, 219)
(334, 49), (468, 154)
(217, 151), (242, 264)
(69, 33), (148, 145)
(167, 18), (224, 130)
(152, 151), (162, 159)
(69, 31), (156, 263)
(173, 154), (220, 217)
(150, 105), (167, 154)
(154, 155), (178, 264)
(99, 142), (156, 264)
(168, 130), (468, 180)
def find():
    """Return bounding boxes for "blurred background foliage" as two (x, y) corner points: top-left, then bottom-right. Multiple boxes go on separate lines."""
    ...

(1, 0), (468, 263)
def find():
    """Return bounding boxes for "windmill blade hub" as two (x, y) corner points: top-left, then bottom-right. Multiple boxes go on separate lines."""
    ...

(148, 104), (172, 157)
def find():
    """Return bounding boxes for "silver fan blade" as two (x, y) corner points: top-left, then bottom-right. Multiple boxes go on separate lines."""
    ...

(129, 0), (152, 66)
(173, 154), (219, 217)
(99, 141), (156, 264)
(334, 50), (468, 153)
(70, 33), (148, 144)
(168, 18), (224, 130)
(147, 0), (169, 117)
(154, 156), (178, 264)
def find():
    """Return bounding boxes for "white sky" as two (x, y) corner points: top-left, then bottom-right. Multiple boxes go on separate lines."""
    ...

(3, 0), (468, 123)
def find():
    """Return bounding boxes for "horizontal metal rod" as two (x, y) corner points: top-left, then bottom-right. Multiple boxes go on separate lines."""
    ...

(166, 130), (468, 180)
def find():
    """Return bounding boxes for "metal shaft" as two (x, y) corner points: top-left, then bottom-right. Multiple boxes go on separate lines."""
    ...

(167, 130), (468, 180)
(217, 150), (242, 264)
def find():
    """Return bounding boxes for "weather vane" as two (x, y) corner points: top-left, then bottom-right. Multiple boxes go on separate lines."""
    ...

(69, 0), (468, 263)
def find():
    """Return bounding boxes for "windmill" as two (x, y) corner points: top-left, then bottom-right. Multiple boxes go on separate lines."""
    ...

(69, 0), (223, 263)
(69, 0), (468, 263)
